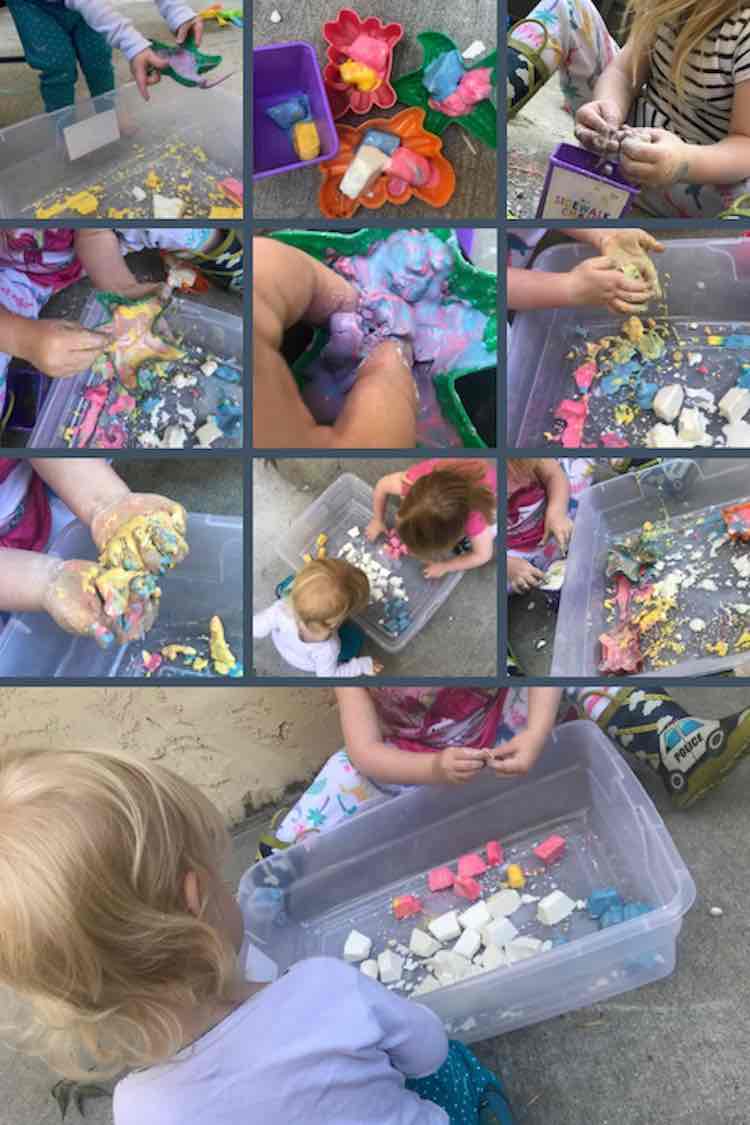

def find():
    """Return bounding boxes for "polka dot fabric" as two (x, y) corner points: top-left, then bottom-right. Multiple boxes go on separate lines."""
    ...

(407, 1040), (515, 1124)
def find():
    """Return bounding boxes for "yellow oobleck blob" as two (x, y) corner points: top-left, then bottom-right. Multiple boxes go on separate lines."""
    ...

(340, 58), (379, 91)
(99, 510), (187, 573)
(209, 614), (237, 675)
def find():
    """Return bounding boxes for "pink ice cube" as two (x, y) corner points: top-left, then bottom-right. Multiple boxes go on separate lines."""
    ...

(427, 866), (455, 892)
(457, 853), (488, 878)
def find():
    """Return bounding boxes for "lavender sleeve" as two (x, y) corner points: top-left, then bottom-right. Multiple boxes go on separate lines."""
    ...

(65, 0), (196, 61)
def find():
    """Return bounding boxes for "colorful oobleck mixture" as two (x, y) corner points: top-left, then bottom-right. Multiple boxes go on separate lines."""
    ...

(323, 10), (403, 118)
(302, 230), (495, 444)
(422, 48), (493, 117)
(598, 501), (750, 674)
(140, 613), (243, 677)
(63, 296), (242, 450)
(550, 314), (750, 449)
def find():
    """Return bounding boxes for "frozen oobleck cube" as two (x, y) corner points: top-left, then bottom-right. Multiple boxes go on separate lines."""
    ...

(506, 864), (526, 890)
(343, 929), (372, 963)
(432, 950), (473, 979)
(412, 973), (440, 996)
(485, 840), (503, 866)
(537, 891), (576, 926)
(362, 128), (401, 156)
(459, 900), (492, 931)
(360, 959), (379, 980)
(409, 928), (441, 958)
(428, 910), (461, 943)
(646, 422), (683, 448)
(599, 904), (626, 929)
(719, 386), (750, 423)
(457, 853), (488, 878)
(506, 936), (544, 963)
(486, 889), (521, 918)
(339, 144), (391, 199)
(587, 887), (623, 919)
(454, 876), (482, 901)
(377, 949), (404, 984)
(348, 526), (360, 538)
(423, 49), (465, 100)
(453, 928), (482, 961)
(482, 916), (519, 949)
(533, 834), (567, 866)
(392, 894), (423, 920)
(623, 902), (652, 921)
(266, 94), (309, 130)
(653, 384), (684, 424)
(723, 419), (750, 446)
(480, 944), (508, 971)
(678, 407), (713, 447)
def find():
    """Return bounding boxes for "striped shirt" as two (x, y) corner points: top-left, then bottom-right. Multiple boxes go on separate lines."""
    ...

(632, 12), (750, 145)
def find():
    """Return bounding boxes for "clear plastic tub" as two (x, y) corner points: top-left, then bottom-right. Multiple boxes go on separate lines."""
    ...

(0, 82), (243, 219)
(551, 458), (750, 677)
(274, 472), (463, 654)
(29, 294), (243, 450)
(507, 237), (750, 448)
(0, 512), (242, 678)
(239, 722), (696, 1042)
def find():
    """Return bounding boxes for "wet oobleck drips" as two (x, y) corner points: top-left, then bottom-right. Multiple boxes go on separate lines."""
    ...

(302, 231), (494, 428)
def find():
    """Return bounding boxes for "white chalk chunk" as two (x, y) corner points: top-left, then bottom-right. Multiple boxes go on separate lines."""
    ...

(537, 890), (576, 926)
(343, 929), (372, 963)
(431, 949), (473, 980)
(459, 901), (492, 931)
(453, 929), (482, 961)
(482, 916), (519, 949)
(653, 384), (684, 424)
(506, 936), (544, 963)
(412, 973), (440, 996)
(723, 419), (750, 447)
(195, 417), (223, 447)
(270, 8), (281, 21)
(487, 889), (522, 918)
(709, 906), (724, 918)
(719, 387), (750, 424)
(409, 929), (441, 958)
(428, 910), (461, 943)
(152, 194), (186, 219)
(360, 959), (379, 980)
(462, 39), (486, 59)
(200, 359), (218, 377)
(646, 422), (683, 448)
(377, 949), (404, 984)
(480, 944), (507, 971)
(677, 407), (712, 447)
(132, 186), (147, 201)
(339, 144), (390, 199)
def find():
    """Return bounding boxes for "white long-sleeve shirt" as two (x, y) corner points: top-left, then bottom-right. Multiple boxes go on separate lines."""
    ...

(65, 0), (196, 60)
(253, 600), (374, 678)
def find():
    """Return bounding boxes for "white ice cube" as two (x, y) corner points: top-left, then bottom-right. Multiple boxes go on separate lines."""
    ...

(453, 929), (482, 961)
(360, 959), (379, 980)
(459, 901), (492, 931)
(536, 891), (576, 926)
(653, 384), (684, 424)
(343, 929), (372, 963)
(486, 889), (522, 918)
(428, 910), (461, 943)
(409, 929), (441, 958)
(482, 917), (519, 949)
(377, 949), (404, 984)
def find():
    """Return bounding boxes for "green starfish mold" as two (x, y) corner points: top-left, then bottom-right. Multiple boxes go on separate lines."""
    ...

(393, 32), (497, 148)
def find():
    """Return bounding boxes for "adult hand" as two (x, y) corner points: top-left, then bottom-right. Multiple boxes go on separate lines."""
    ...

(619, 128), (691, 188)
(508, 555), (544, 595)
(543, 509), (573, 554)
(599, 229), (665, 289)
(19, 320), (110, 378)
(575, 98), (625, 152)
(488, 729), (546, 776)
(91, 495), (188, 573)
(567, 257), (653, 314)
(175, 16), (203, 46)
(130, 47), (169, 100)
(253, 238), (418, 448)
(432, 746), (487, 785)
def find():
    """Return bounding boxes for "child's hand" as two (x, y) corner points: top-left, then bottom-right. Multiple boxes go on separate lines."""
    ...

(109, 280), (171, 302)
(366, 518), (387, 542)
(423, 561), (451, 579)
(598, 230), (665, 289)
(432, 746), (487, 785)
(20, 320), (110, 378)
(508, 555), (544, 594)
(574, 99), (625, 152)
(567, 257), (652, 314)
(620, 129), (690, 188)
(41, 559), (116, 646)
(543, 509), (573, 555)
(371, 661), (384, 674)
(175, 16), (204, 46)
(131, 48), (169, 100)
(91, 495), (188, 573)
(488, 730), (546, 776)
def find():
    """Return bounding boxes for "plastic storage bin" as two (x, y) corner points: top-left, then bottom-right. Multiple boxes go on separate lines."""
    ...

(239, 722), (696, 1042)
(0, 512), (243, 678)
(551, 458), (750, 677)
(274, 472), (464, 653)
(537, 143), (639, 219)
(508, 236), (750, 447)
(29, 294), (243, 450)
(0, 82), (243, 219)
(253, 42), (339, 178)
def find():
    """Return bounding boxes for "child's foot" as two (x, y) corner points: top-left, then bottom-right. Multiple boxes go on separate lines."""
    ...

(255, 807), (291, 860)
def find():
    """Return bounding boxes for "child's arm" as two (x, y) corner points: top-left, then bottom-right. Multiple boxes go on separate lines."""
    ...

(355, 966), (449, 1077)
(0, 550), (116, 643)
(253, 603), (282, 638)
(65, 0), (173, 97)
(74, 231), (168, 301)
(336, 687), (486, 785)
(422, 526), (494, 579)
(575, 39), (650, 150)
(312, 643), (377, 678)
(536, 460), (573, 555)
(508, 260), (650, 314)
(366, 472), (406, 540)
(0, 308), (109, 379)
(489, 688), (563, 776)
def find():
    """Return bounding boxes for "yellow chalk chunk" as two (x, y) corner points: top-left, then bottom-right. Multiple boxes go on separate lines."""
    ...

(340, 58), (379, 91)
(292, 120), (320, 161)
(506, 864), (525, 890)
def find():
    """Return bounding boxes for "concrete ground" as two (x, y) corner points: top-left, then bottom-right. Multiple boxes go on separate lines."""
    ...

(252, 0), (497, 220)
(4, 247), (242, 449)
(116, 456), (243, 516)
(252, 458), (498, 677)
(507, 78), (575, 219)
(3, 686), (749, 1124)
(0, 3), (242, 129)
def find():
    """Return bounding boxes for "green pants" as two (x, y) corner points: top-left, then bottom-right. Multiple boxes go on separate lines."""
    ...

(7, 0), (114, 113)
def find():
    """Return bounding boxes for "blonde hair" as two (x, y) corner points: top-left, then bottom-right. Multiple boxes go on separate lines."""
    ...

(507, 459), (543, 487)
(397, 461), (496, 557)
(291, 558), (369, 639)
(0, 749), (238, 1079)
(624, 0), (741, 97)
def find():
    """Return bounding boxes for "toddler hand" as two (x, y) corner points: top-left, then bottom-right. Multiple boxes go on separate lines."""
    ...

(91, 494), (188, 574)
(371, 661), (384, 674)
(619, 129), (690, 188)
(508, 555), (544, 594)
(109, 280), (172, 302)
(20, 320), (110, 379)
(423, 561), (451, 579)
(366, 518), (387, 542)
(488, 730), (546, 776)
(567, 257), (652, 315)
(574, 99), (625, 152)
(131, 47), (169, 100)
(432, 746), (487, 785)
(598, 230), (665, 290)
(175, 16), (204, 46)
(543, 510), (573, 555)
(41, 559), (116, 647)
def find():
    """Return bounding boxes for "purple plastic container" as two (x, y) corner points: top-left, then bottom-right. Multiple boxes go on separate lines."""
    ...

(253, 42), (339, 179)
(5, 366), (49, 433)
(537, 142), (640, 220)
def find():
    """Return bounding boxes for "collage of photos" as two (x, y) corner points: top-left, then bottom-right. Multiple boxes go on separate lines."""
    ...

(0, 2), (746, 1125)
